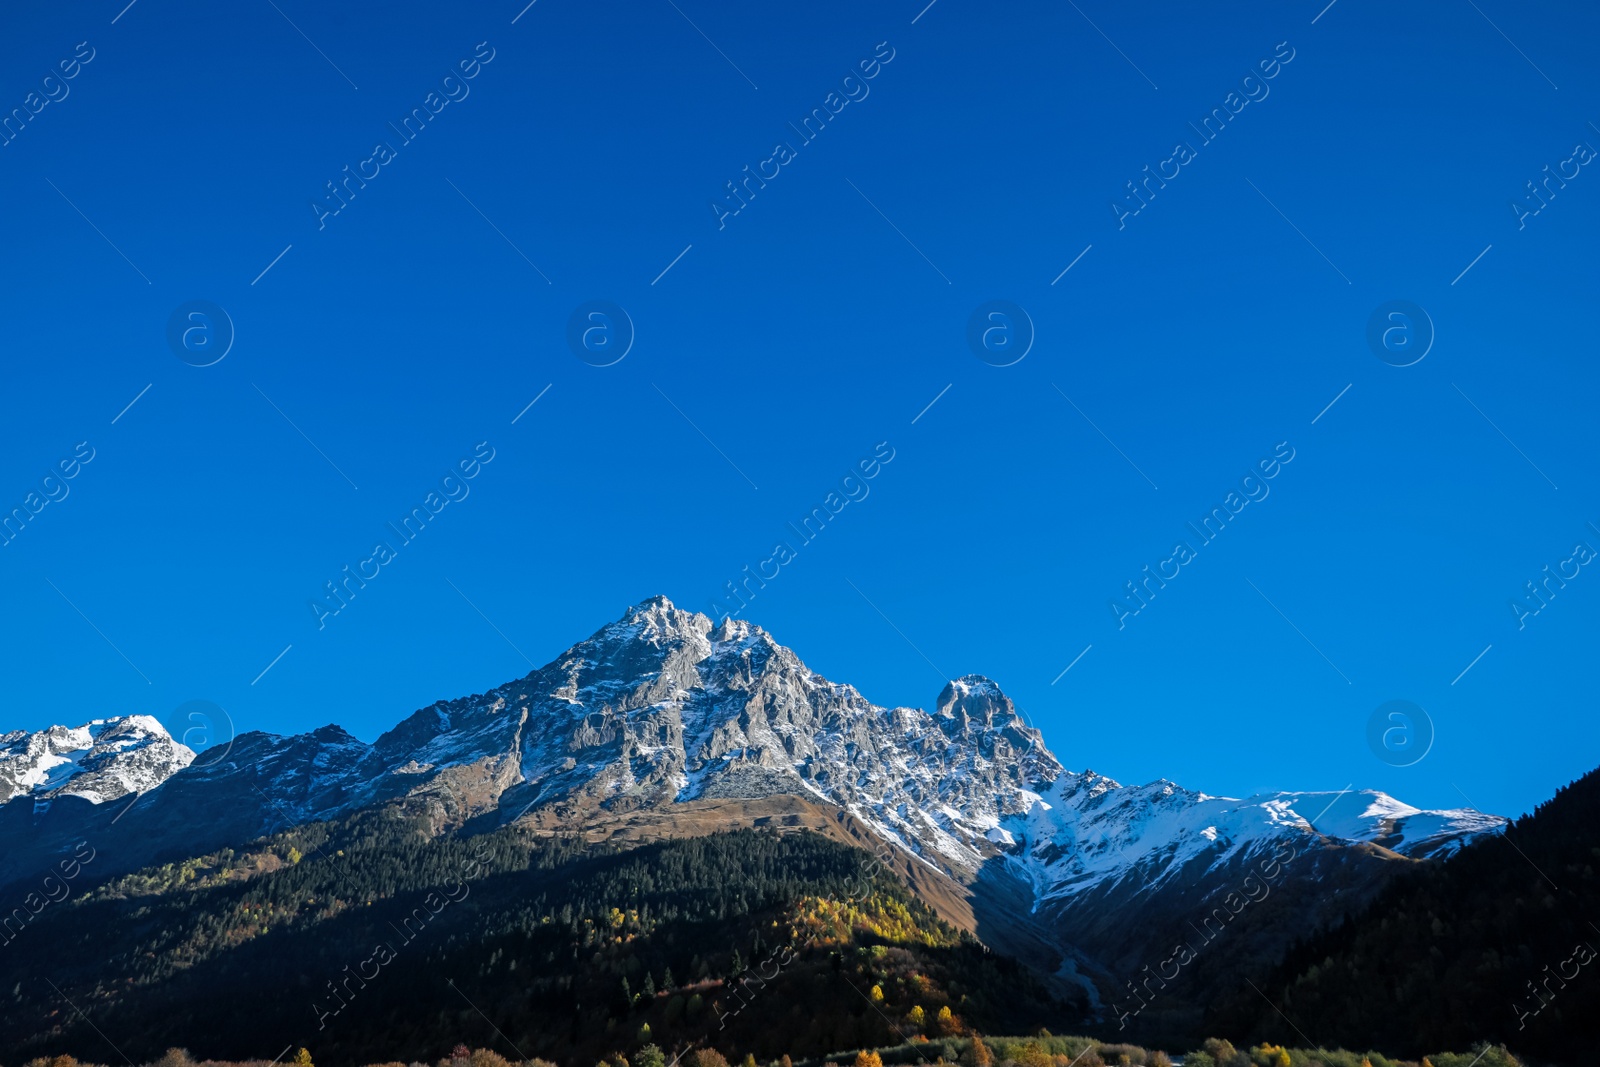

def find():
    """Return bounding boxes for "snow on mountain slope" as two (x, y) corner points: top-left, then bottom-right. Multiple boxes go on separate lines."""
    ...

(1264, 788), (1506, 859)
(0, 716), (193, 805)
(1000, 774), (1505, 913)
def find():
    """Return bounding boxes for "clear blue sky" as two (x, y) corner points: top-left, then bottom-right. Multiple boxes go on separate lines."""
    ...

(2, 0), (1595, 822)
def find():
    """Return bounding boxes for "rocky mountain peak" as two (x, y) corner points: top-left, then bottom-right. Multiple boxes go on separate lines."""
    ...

(613, 595), (712, 642)
(930, 674), (1057, 785)
(936, 674), (1024, 730)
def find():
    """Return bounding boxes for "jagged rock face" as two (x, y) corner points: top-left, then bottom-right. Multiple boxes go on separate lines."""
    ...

(0, 716), (194, 805)
(490, 600), (1066, 874)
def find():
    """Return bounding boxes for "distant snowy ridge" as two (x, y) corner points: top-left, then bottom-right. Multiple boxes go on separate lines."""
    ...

(1001, 773), (1504, 915)
(0, 715), (193, 805)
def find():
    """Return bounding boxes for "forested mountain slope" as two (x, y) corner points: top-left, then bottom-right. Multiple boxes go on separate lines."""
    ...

(0, 814), (1078, 1067)
(1211, 766), (1600, 1064)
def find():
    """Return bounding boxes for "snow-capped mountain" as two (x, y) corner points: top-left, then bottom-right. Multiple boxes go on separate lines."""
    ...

(0, 715), (193, 806)
(0, 596), (1506, 1013)
(0, 597), (1503, 875)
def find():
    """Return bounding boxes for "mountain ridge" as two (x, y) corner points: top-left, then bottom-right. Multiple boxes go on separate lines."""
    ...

(1, 597), (1502, 863)
(0, 595), (1508, 1030)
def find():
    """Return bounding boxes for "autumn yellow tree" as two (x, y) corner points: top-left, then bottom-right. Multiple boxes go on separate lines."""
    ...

(1250, 1046), (1289, 1067)
(856, 1052), (884, 1067)
(1015, 1044), (1053, 1067)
